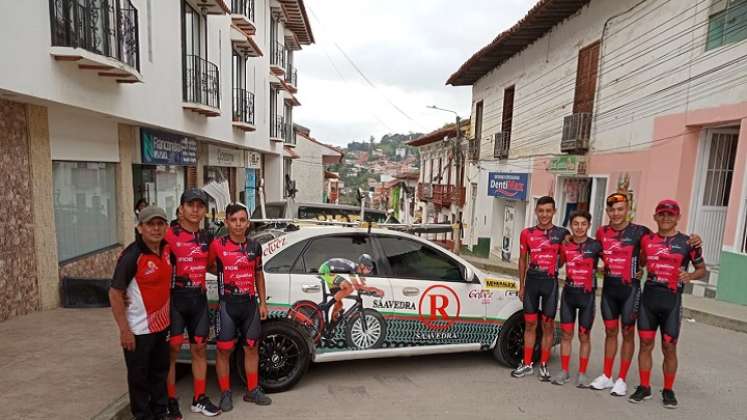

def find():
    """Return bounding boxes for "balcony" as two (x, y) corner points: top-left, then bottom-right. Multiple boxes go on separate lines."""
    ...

(49, 0), (142, 83)
(270, 41), (287, 76)
(186, 0), (229, 14)
(432, 184), (467, 208)
(270, 114), (285, 142)
(182, 54), (221, 116)
(231, 0), (255, 34)
(285, 67), (298, 92)
(468, 138), (480, 161)
(230, 24), (262, 57)
(561, 112), (592, 154)
(232, 88), (255, 132)
(284, 123), (296, 146)
(493, 131), (509, 159)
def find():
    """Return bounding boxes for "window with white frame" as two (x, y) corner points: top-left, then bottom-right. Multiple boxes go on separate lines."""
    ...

(53, 161), (118, 261)
(706, 0), (747, 50)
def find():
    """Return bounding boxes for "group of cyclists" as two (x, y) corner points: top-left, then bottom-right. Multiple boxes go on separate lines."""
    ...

(111, 188), (271, 420)
(512, 192), (705, 409)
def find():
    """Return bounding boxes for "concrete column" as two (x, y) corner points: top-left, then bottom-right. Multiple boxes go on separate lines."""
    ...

(26, 104), (60, 310)
(117, 124), (136, 246)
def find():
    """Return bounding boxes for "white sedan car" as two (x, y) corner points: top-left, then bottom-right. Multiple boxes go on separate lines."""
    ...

(191, 225), (536, 392)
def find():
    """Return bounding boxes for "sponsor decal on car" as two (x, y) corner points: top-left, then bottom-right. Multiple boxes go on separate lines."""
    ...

(468, 289), (494, 304)
(373, 299), (417, 311)
(484, 278), (517, 290)
(414, 332), (459, 340)
(418, 285), (461, 330)
(263, 236), (287, 257)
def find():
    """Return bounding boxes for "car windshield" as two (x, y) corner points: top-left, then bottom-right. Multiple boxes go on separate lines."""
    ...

(250, 204), (284, 219)
(298, 206), (390, 223)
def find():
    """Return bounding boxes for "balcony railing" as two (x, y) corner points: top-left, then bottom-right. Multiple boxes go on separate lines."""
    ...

(183, 54), (220, 110)
(286, 66), (298, 87)
(50, 0), (140, 70)
(231, 0), (254, 21)
(232, 88), (255, 125)
(493, 131), (510, 159)
(468, 138), (480, 161)
(284, 123), (295, 145)
(270, 114), (285, 140)
(270, 41), (287, 70)
(561, 112), (592, 154)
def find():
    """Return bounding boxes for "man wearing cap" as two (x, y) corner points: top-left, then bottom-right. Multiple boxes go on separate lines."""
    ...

(629, 199), (705, 408)
(164, 189), (220, 418)
(110, 206), (172, 420)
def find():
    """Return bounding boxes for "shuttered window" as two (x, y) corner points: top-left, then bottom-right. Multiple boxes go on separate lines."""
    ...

(706, 0), (747, 50)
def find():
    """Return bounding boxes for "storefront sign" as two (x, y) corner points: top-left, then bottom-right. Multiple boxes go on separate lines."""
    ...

(208, 145), (244, 167)
(487, 172), (529, 201)
(246, 151), (261, 169)
(141, 128), (197, 166)
(548, 155), (587, 175)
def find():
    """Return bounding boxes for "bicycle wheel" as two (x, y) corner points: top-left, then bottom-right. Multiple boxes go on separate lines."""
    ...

(287, 300), (324, 344)
(344, 308), (387, 349)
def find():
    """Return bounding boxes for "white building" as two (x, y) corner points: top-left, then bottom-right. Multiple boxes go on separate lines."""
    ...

(409, 121), (469, 249)
(0, 0), (313, 320)
(448, 0), (747, 301)
(284, 124), (343, 202)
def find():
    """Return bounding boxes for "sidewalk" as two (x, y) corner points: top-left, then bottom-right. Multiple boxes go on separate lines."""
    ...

(0, 308), (130, 420)
(463, 254), (747, 334)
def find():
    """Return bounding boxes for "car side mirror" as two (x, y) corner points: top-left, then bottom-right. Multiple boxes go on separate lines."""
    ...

(463, 266), (476, 283)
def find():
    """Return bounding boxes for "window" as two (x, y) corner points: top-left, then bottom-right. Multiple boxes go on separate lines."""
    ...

(377, 236), (463, 282)
(53, 162), (118, 261)
(473, 101), (483, 158)
(183, 2), (205, 58)
(573, 41), (600, 114)
(297, 235), (377, 274)
(741, 200), (747, 253)
(264, 240), (308, 273)
(706, 0), (747, 50)
(501, 85), (515, 156)
(232, 51), (246, 90)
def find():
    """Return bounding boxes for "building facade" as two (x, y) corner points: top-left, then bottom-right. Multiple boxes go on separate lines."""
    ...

(410, 122), (469, 250)
(449, 0), (747, 301)
(0, 0), (314, 320)
(284, 124), (343, 202)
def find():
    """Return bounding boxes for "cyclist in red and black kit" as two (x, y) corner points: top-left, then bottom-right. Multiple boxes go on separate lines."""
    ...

(590, 193), (650, 396)
(512, 196), (569, 381)
(552, 211), (602, 388)
(165, 189), (219, 419)
(209, 204), (272, 412)
(629, 200), (705, 409)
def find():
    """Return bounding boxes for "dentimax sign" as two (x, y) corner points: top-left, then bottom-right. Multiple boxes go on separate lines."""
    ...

(487, 172), (529, 201)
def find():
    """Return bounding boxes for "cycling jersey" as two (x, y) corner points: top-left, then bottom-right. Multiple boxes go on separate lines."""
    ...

(319, 258), (357, 290)
(164, 224), (212, 290)
(560, 238), (602, 292)
(111, 238), (172, 335)
(596, 223), (650, 284)
(641, 232), (704, 293)
(209, 236), (263, 297)
(519, 225), (569, 277)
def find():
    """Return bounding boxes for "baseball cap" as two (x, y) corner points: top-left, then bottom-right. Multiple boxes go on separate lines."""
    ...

(606, 193), (628, 207)
(655, 199), (680, 216)
(138, 206), (168, 224)
(180, 188), (209, 206)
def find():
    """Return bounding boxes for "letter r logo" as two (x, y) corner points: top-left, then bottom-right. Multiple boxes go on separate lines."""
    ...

(429, 294), (449, 320)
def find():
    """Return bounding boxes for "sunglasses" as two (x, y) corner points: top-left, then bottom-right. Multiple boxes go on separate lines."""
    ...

(606, 193), (628, 206)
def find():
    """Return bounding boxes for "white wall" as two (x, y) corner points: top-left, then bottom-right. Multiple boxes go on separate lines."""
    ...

(292, 135), (336, 203)
(48, 106), (119, 162)
(469, 0), (747, 160)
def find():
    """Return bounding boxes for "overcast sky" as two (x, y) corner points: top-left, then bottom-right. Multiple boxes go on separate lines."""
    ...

(293, 0), (536, 146)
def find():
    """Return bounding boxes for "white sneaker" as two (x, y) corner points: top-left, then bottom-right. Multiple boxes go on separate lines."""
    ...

(610, 378), (627, 396)
(590, 374), (615, 390)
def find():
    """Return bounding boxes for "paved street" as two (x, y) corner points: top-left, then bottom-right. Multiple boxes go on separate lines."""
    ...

(177, 318), (746, 420)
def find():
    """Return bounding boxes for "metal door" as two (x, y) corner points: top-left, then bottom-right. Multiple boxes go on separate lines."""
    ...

(694, 130), (739, 266)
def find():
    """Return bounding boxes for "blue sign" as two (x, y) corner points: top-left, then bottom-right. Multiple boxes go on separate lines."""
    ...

(488, 172), (529, 201)
(141, 128), (197, 166)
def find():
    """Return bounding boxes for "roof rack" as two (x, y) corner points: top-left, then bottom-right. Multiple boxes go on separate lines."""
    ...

(249, 218), (458, 234)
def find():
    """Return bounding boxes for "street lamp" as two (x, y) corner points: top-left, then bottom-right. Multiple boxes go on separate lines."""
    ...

(426, 105), (464, 254)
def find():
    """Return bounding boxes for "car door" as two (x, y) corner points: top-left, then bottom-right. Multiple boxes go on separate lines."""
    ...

(287, 233), (393, 352)
(374, 234), (489, 348)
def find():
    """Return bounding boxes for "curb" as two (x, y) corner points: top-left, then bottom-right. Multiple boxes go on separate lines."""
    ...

(91, 392), (132, 420)
(682, 306), (747, 335)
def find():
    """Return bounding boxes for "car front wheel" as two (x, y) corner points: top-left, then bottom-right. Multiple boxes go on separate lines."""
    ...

(235, 318), (313, 393)
(492, 311), (542, 368)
